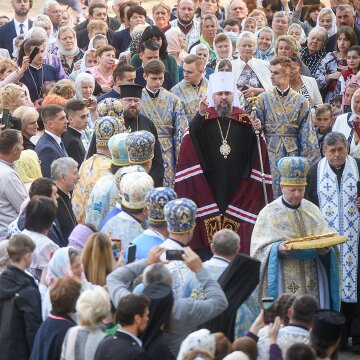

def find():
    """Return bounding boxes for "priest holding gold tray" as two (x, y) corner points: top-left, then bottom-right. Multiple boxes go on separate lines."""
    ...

(250, 156), (341, 311)
(284, 232), (347, 251)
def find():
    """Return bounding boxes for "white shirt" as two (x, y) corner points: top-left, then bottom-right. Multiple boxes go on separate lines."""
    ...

(14, 18), (29, 36)
(45, 130), (62, 146)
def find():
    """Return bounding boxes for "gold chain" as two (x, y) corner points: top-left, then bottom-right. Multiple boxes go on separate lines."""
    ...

(217, 118), (232, 159)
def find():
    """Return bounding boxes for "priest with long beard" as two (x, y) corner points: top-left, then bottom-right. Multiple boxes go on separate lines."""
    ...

(175, 71), (273, 259)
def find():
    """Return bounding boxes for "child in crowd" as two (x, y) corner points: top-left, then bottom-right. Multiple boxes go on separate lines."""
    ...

(315, 104), (333, 156)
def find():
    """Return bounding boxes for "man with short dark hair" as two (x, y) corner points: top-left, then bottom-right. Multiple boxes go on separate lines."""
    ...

(257, 294), (319, 358)
(0, 234), (42, 360)
(135, 40), (173, 91)
(63, 100), (89, 166)
(94, 294), (149, 360)
(35, 105), (69, 178)
(0, 129), (27, 238)
(0, 0), (33, 57)
(141, 59), (187, 186)
(76, 2), (121, 32)
(97, 63), (136, 102)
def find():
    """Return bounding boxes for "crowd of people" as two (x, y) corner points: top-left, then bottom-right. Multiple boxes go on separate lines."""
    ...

(1, 0), (360, 359)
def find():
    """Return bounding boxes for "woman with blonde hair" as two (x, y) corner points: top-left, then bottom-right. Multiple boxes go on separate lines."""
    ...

(0, 83), (29, 129)
(275, 35), (312, 76)
(42, 79), (75, 106)
(82, 233), (115, 286)
(231, 31), (272, 105)
(61, 286), (111, 359)
(12, 105), (39, 150)
(55, 26), (84, 77)
(152, 2), (171, 31)
(317, 7), (337, 37)
(14, 150), (42, 192)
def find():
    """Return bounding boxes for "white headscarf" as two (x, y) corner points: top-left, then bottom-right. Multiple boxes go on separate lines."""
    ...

(223, 351), (250, 360)
(177, 329), (216, 360)
(80, 48), (97, 72)
(214, 33), (233, 61)
(88, 34), (108, 50)
(317, 8), (337, 38)
(75, 72), (95, 100)
(350, 88), (360, 122)
(288, 23), (307, 45)
(56, 26), (80, 57)
(206, 71), (241, 108)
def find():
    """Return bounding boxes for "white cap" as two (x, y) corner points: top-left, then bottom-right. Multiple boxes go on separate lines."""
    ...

(206, 72), (241, 108)
(120, 172), (154, 210)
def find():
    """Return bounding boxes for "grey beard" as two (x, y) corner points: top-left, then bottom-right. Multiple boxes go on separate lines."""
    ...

(216, 104), (232, 118)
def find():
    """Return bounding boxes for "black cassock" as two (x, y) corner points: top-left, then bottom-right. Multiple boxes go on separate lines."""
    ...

(87, 114), (164, 187)
(189, 112), (257, 214)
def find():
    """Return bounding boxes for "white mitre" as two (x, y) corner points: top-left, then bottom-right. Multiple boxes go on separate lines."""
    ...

(206, 71), (240, 107)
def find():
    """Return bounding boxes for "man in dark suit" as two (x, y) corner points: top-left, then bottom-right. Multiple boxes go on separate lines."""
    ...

(63, 100), (89, 167)
(76, 2), (120, 32)
(35, 105), (69, 178)
(0, 0), (33, 57)
(94, 294), (149, 360)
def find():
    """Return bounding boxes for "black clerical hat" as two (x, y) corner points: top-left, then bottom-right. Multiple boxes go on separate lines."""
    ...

(120, 84), (143, 98)
(312, 310), (346, 343)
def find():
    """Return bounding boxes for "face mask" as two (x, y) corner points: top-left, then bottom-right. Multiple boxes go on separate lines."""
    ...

(225, 32), (239, 43)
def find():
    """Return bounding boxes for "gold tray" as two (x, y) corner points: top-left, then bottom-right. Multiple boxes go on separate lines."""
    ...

(285, 232), (347, 250)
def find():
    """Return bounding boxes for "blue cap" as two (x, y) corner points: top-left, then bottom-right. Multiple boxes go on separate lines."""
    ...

(278, 156), (309, 186)
(126, 130), (155, 164)
(108, 133), (130, 166)
(94, 116), (122, 147)
(164, 198), (197, 234)
(146, 187), (177, 223)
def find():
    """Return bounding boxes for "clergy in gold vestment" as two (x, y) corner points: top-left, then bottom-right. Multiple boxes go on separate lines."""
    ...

(170, 55), (208, 124)
(250, 157), (340, 311)
(141, 60), (188, 187)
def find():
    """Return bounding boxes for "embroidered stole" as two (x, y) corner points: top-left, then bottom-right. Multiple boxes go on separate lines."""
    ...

(178, 81), (207, 117)
(266, 89), (302, 124)
(317, 156), (359, 302)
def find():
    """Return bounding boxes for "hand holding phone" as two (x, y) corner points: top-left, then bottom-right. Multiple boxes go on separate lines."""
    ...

(29, 46), (40, 63)
(262, 297), (276, 324)
(166, 249), (185, 261)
